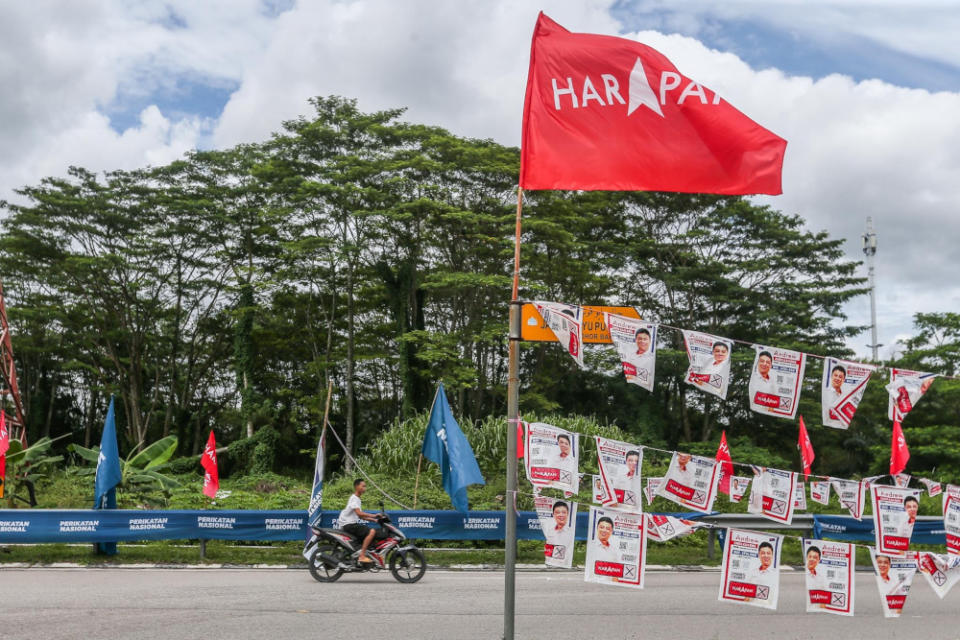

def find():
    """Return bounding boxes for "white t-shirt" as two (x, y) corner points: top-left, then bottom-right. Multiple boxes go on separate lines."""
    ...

(339, 494), (362, 527)
(592, 539), (619, 563)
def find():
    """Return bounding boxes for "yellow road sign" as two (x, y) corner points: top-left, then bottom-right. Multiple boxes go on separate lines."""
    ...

(521, 304), (641, 344)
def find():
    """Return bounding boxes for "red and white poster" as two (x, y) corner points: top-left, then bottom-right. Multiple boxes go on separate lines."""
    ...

(748, 346), (805, 419)
(747, 467), (798, 524)
(794, 483), (807, 511)
(803, 539), (855, 616)
(920, 478), (942, 498)
(595, 437), (643, 511)
(830, 478), (868, 520)
(535, 495), (576, 568)
(718, 528), (783, 610)
(821, 357), (876, 429)
(918, 552), (960, 599)
(682, 330), (733, 400)
(886, 368), (936, 420)
(605, 313), (657, 392)
(893, 473), (912, 488)
(943, 484), (960, 556)
(870, 549), (918, 618)
(534, 301), (585, 369)
(524, 422), (580, 494)
(729, 476), (751, 503)
(584, 506), (646, 589)
(810, 480), (831, 506)
(644, 477), (662, 506)
(645, 514), (698, 542)
(655, 452), (721, 513)
(872, 485), (922, 554)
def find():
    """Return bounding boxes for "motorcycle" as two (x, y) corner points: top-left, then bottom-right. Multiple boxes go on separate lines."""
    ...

(303, 504), (427, 583)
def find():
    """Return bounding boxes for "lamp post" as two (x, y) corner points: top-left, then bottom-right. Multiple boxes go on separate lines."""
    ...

(862, 217), (881, 361)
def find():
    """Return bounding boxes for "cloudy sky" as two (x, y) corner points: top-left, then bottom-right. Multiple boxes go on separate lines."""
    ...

(2, 0), (957, 359)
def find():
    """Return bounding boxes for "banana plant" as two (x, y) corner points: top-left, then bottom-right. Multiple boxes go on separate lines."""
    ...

(68, 435), (182, 494)
(3, 436), (66, 507)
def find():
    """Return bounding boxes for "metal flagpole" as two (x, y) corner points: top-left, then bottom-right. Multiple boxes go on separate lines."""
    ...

(504, 185), (524, 640)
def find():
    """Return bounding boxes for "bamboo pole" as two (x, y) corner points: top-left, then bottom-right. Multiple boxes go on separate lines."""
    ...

(412, 454), (423, 509)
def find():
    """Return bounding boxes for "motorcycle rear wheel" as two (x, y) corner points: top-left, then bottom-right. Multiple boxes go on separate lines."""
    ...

(308, 544), (345, 583)
(389, 548), (427, 583)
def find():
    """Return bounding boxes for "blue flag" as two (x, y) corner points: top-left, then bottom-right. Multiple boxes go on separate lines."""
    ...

(421, 383), (485, 511)
(307, 429), (326, 527)
(93, 397), (122, 555)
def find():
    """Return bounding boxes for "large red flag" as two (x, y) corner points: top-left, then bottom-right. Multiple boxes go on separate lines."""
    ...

(0, 411), (8, 499)
(201, 430), (219, 499)
(797, 415), (815, 480)
(715, 430), (733, 494)
(520, 13), (786, 194)
(890, 419), (910, 476)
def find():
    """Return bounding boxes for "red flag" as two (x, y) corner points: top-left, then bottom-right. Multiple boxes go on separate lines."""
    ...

(516, 421), (525, 459)
(520, 13), (786, 194)
(890, 419), (910, 476)
(797, 415), (815, 480)
(0, 411), (8, 499)
(715, 430), (733, 494)
(201, 430), (219, 499)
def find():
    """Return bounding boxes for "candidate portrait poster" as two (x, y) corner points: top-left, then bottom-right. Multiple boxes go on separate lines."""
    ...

(535, 495), (576, 568)
(584, 506), (646, 589)
(534, 301), (585, 369)
(810, 480), (831, 506)
(524, 422), (579, 494)
(682, 330), (733, 400)
(747, 468), (799, 525)
(748, 345), (805, 419)
(645, 514), (698, 542)
(872, 485), (922, 554)
(870, 549), (918, 618)
(606, 313), (657, 392)
(729, 476), (751, 503)
(886, 368), (936, 420)
(821, 357), (876, 429)
(644, 477), (662, 506)
(921, 478), (942, 498)
(830, 478), (868, 520)
(943, 484), (960, 556)
(595, 436), (643, 511)
(918, 552), (960, 599)
(794, 482), (807, 511)
(803, 539), (854, 616)
(655, 451), (721, 514)
(718, 528), (783, 610)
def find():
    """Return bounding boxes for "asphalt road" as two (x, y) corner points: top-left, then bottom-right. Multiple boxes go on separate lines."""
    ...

(2, 568), (960, 640)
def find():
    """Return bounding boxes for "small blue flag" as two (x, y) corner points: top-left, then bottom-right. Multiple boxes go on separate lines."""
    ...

(421, 383), (485, 511)
(94, 397), (123, 555)
(307, 429), (326, 527)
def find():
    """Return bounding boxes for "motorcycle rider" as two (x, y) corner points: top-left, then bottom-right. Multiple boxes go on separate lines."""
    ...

(338, 479), (380, 563)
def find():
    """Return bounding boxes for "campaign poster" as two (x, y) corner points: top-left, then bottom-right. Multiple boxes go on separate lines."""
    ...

(748, 346), (806, 419)
(870, 549), (918, 618)
(920, 478), (942, 498)
(655, 452), (721, 514)
(810, 480), (831, 506)
(644, 477), (662, 506)
(943, 484), (960, 556)
(595, 436), (643, 511)
(794, 482), (807, 511)
(534, 301), (585, 369)
(535, 495), (576, 568)
(645, 514), (698, 542)
(803, 539), (855, 616)
(729, 476), (751, 503)
(718, 528), (783, 610)
(886, 368), (936, 420)
(830, 478), (868, 520)
(917, 552), (960, 599)
(605, 313), (657, 392)
(893, 473), (912, 488)
(871, 485), (922, 554)
(821, 357), (876, 429)
(682, 330), (733, 400)
(592, 475), (605, 504)
(584, 506), (646, 589)
(524, 422), (580, 494)
(747, 468), (798, 525)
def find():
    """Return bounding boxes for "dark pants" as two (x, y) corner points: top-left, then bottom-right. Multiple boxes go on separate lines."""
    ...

(343, 522), (372, 544)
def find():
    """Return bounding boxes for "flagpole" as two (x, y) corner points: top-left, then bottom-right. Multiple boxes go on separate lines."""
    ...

(412, 454), (423, 509)
(504, 184), (524, 640)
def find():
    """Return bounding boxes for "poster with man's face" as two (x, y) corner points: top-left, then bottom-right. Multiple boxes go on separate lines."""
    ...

(524, 422), (579, 494)
(748, 345), (805, 419)
(534, 495), (576, 568)
(870, 549), (918, 618)
(803, 539), (854, 616)
(718, 528), (783, 610)
(655, 451), (721, 514)
(605, 313), (657, 392)
(747, 467), (799, 525)
(821, 357), (876, 429)
(871, 485), (922, 555)
(595, 436), (643, 511)
(682, 330), (733, 399)
(584, 506), (646, 589)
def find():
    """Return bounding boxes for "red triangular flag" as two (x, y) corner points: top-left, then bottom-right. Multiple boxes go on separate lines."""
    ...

(715, 430), (733, 494)
(520, 13), (786, 194)
(201, 430), (219, 499)
(516, 421), (525, 459)
(891, 419), (910, 476)
(797, 415), (815, 480)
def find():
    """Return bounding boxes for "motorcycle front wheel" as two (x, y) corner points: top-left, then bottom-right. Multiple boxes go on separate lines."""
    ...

(389, 547), (427, 583)
(308, 544), (345, 583)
